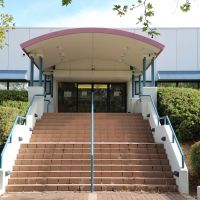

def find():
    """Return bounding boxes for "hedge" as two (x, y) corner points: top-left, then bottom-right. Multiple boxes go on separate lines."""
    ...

(189, 141), (200, 177)
(158, 87), (200, 142)
(0, 90), (29, 145)
(0, 106), (19, 145)
(0, 100), (29, 116)
(0, 90), (28, 102)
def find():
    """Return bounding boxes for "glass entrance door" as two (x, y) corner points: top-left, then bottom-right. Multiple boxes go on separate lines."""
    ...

(93, 84), (107, 112)
(109, 83), (126, 112)
(58, 82), (126, 112)
(78, 84), (92, 112)
(58, 82), (77, 112)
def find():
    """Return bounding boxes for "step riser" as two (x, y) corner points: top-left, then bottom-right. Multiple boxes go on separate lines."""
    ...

(6, 184), (178, 192)
(13, 165), (171, 171)
(15, 159), (169, 165)
(10, 171), (173, 178)
(18, 148), (165, 154)
(34, 127), (150, 132)
(8, 178), (176, 185)
(17, 154), (167, 160)
(20, 144), (164, 148)
(31, 133), (153, 137)
(29, 139), (155, 142)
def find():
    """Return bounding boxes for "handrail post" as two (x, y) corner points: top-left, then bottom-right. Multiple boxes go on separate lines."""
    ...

(91, 91), (94, 192)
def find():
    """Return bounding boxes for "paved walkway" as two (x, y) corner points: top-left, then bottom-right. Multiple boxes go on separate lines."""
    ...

(0, 192), (196, 200)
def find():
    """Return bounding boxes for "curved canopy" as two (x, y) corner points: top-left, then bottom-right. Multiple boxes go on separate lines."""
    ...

(21, 28), (164, 77)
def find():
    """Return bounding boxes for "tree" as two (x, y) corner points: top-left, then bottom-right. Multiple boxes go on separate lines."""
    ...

(0, 0), (15, 48)
(62, 0), (192, 38)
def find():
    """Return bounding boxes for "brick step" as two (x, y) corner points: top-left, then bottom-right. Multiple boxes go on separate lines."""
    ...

(32, 130), (152, 134)
(8, 177), (176, 185)
(6, 183), (178, 192)
(42, 112), (142, 116)
(37, 118), (147, 122)
(15, 159), (169, 165)
(13, 164), (171, 171)
(20, 143), (164, 149)
(17, 153), (167, 159)
(29, 138), (154, 142)
(19, 148), (165, 154)
(41, 114), (143, 118)
(10, 170), (173, 178)
(30, 136), (153, 140)
(42, 113), (143, 121)
(34, 126), (151, 130)
(34, 125), (150, 133)
(37, 120), (148, 124)
(30, 134), (153, 139)
(39, 114), (144, 117)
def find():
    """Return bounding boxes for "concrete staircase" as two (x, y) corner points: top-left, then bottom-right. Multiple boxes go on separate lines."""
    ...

(6, 113), (177, 192)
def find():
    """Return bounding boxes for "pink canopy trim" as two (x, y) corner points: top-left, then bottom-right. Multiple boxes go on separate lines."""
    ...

(21, 27), (164, 50)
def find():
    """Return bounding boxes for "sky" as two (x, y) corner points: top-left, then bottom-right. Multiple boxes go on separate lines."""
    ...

(2, 0), (200, 28)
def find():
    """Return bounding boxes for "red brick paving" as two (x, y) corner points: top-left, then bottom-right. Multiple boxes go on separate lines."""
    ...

(0, 192), (195, 200)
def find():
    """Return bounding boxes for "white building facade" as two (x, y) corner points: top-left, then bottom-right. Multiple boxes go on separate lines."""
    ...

(0, 27), (199, 113)
(0, 27), (200, 91)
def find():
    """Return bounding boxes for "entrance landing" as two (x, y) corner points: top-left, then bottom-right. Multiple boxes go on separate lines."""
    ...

(1, 192), (195, 200)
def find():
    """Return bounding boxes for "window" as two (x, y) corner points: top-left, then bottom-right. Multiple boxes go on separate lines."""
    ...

(157, 82), (177, 87)
(157, 81), (200, 89)
(177, 82), (198, 89)
(0, 82), (7, 90)
(9, 82), (28, 90)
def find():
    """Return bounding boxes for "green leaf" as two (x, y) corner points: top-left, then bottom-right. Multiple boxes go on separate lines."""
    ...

(123, 5), (128, 12)
(62, 0), (72, 6)
(146, 3), (153, 10)
(145, 11), (154, 17)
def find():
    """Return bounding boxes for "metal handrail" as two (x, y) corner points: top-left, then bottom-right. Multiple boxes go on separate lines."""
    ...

(161, 116), (185, 168)
(140, 94), (160, 125)
(0, 115), (25, 168)
(90, 91), (94, 192)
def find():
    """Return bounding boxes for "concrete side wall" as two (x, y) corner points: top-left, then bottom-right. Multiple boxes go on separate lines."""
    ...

(0, 86), (45, 194)
(131, 88), (189, 194)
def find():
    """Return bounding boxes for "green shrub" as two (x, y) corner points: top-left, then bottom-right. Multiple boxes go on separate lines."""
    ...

(0, 90), (28, 102)
(0, 100), (29, 116)
(158, 87), (200, 142)
(189, 141), (200, 177)
(0, 106), (19, 145)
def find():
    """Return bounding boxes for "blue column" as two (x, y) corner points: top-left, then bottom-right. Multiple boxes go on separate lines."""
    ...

(30, 56), (34, 86)
(139, 75), (142, 95)
(151, 57), (155, 86)
(44, 74), (47, 97)
(132, 74), (135, 97)
(143, 57), (146, 87)
(39, 56), (43, 86)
